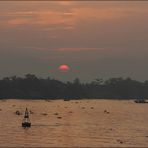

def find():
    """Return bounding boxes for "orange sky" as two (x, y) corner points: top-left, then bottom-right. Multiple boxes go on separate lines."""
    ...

(0, 1), (148, 82)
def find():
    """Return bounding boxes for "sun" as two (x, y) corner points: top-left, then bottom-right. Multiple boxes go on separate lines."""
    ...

(58, 64), (70, 72)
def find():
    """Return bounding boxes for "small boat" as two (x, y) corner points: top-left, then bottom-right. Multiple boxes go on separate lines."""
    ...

(22, 108), (31, 128)
(134, 99), (148, 103)
(64, 98), (70, 101)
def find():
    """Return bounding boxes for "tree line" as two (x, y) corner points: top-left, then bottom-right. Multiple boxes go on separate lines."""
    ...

(0, 74), (147, 99)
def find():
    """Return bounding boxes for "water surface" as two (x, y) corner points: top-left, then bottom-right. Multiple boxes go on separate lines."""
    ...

(0, 99), (148, 147)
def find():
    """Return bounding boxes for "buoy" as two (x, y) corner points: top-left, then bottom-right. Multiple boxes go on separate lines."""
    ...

(15, 110), (22, 115)
(22, 108), (31, 128)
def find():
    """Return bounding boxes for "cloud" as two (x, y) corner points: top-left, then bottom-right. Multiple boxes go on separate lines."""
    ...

(29, 47), (102, 52)
(7, 18), (30, 26)
(0, 10), (75, 29)
(0, 4), (147, 29)
(55, 47), (100, 52)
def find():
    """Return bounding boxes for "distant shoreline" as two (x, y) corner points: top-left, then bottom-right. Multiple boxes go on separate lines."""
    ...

(0, 98), (144, 101)
(0, 75), (147, 99)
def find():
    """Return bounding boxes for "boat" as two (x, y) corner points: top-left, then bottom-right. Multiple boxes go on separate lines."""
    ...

(22, 108), (31, 128)
(64, 98), (70, 101)
(134, 98), (148, 103)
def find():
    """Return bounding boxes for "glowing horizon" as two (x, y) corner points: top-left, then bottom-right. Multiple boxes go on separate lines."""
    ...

(0, 1), (148, 82)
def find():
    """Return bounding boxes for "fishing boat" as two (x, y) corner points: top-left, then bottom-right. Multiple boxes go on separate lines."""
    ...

(22, 108), (31, 128)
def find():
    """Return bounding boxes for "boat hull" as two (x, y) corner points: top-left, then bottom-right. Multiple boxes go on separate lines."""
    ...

(22, 122), (31, 127)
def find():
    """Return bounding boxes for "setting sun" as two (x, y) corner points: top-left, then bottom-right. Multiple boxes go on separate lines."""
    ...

(58, 64), (70, 72)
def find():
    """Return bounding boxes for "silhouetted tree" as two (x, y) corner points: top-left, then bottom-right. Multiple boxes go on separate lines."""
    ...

(0, 74), (147, 99)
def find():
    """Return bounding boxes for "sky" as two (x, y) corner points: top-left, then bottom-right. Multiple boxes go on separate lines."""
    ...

(0, 1), (148, 82)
